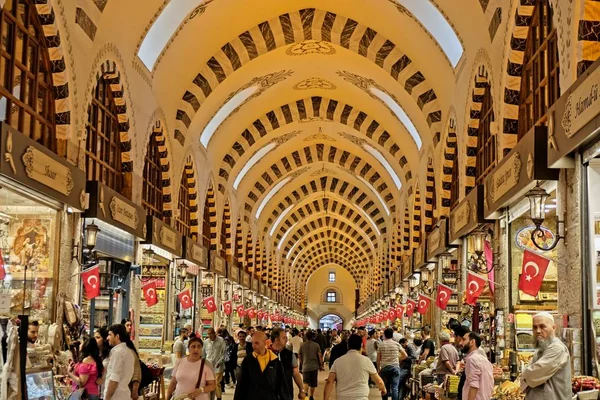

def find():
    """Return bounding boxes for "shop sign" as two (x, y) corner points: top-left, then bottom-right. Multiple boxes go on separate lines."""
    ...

(484, 127), (558, 218)
(185, 263), (199, 276)
(142, 215), (183, 257)
(561, 64), (600, 139)
(211, 254), (226, 276)
(449, 185), (490, 243)
(395, 268), (402, 286)
(85, 181), (145, 239)
(241, 271), (251, 289)
(251, 277), (259, 292)
(401, 255), (412, 281)
(183, 237), (207, 268)
(451, 200), (471, 236)
(413, 241), (427, 270)
(426, 218), (453, 260)
(0, 123), (86, 210)
(229, 262), (240, 283)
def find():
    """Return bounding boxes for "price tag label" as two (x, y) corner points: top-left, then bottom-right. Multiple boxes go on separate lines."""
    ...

(0, 293), (11, 314)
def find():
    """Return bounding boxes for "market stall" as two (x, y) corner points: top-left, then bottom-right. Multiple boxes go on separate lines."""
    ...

(228, 260), (242, 328)
(176, 236), (205, 337)
(211, 253), (227, 330)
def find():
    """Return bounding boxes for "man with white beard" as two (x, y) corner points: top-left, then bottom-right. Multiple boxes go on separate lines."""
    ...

(520, 312), (571, 400)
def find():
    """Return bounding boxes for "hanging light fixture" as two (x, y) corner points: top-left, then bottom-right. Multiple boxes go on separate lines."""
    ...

(173, 262), (188, 291)
(468, 226), (498, 273)
(525, 182), (565, 251)
(84, 221), (100, 250)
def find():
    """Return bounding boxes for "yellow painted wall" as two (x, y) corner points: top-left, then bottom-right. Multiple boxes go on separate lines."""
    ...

(306, 265), (357, 329)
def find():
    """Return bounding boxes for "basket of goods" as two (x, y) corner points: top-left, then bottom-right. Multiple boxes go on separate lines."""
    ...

(573, 376), (600, 395)
(445, 375), (460, 396)
(146, 362), (164, 378)
(492, 380), (523, 400)
(577, 390), (599, 400)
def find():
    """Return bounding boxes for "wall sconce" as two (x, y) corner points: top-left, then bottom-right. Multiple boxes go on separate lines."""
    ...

(418, 269), (434, 294)
(85, 221), (100, 250)
(469, 226), (498, 273)
(525, 182), (565, 251)
(173, 262), (188, 291)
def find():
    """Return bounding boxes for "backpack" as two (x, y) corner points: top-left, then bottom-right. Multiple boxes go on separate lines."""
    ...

(138, 360), (154, 393)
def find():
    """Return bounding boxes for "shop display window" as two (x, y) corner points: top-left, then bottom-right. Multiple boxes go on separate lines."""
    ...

(139, 251), (169, 352)
(587, 160), (600, 371)
(0, 186), (58, 321)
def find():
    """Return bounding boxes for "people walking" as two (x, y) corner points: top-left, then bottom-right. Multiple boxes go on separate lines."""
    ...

(315, 329), (327, 354)
(299, 330), (324, 400)
(460, 331), (494, 400)
(419, 326), (435, 362)
(289, 329), (303, 359)
(365, 330), (379, 371)
(68, 337), (104, 400)
(270, 327), (306, 400)
(328, 331), (348, 369)
(173, 327), (188, 360)
(520, 312), (571, 400)
(103, 324), (134, 400)
(233, 331), (291, 400)
(323, 334), (386, 400)
(166, 337), (216, 400)
(398, 338), (414, 400)
(377, 328), (406, 400)
(203, 328), (226, 400)
(224, 335), (238, 389)
(436, 331), (459, 385)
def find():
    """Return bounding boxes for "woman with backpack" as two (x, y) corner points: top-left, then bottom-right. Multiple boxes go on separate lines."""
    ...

(68, 337), (104, 400)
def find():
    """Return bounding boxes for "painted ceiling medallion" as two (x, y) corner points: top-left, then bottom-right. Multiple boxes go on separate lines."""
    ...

(304, 127), (336, 142)
(299, 116), (327, 123)
(286, 40), (336, 56)
(293, 77), (336, 91)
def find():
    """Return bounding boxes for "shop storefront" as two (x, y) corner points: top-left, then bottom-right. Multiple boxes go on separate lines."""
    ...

(139, 215), (183, 353)
(400, 254), (413, 336)
(427, 218), (460, 335)
(483, 125), (560, 366)
(250, 276), (260, 326)
(210, 253), (227, 329)
(413, 239), (433, 330)
(449, 185), (497, 359)
(0, 122), (86, 398)
(547, 56), (600, 377)
(82, 181), (144, 332)
(229, 260), (242, 328)
(179, 237), (207, 336)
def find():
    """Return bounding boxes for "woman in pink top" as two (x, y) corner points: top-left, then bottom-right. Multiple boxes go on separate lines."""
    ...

(68, 338), (103, 400)
(167, 337), (216, 400)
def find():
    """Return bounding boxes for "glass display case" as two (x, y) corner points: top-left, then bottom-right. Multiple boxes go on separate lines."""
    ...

(139, 261), (168, 353)
(25, 367), (55, 399)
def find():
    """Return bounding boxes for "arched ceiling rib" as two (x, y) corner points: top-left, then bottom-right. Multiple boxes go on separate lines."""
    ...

(292, 240), (369, 272)
(295, 254), (366, 284)
(287, 230), (370, 263)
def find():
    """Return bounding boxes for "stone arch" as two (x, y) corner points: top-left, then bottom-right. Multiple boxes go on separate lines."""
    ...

(298, 254), (364, 284)
(294, 240), (370, 273)
(411, 185), (422, 249)
(175, 8), (442, 146)
(145, 120), (173, 219)
(425, 158), (436, 232)
(221, 197), (232, 257)
(203, 181), (218, 250)
(402, 205), (410, 256)
(320, 287), (343, 304)
(440, 118), (457, 216)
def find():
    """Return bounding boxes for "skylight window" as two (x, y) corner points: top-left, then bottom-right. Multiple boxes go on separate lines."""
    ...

(256, 177), (291, 219)
(370, 86), (422, 150)
(270, 205), (295, 236)
(234, 142), (277, 190)
(395, 0), (463, 67)
(138, 0), (205, 70)
(357, 176), (391, 216)
(362, 144), (403, 191)
(200, 85), (259, 148)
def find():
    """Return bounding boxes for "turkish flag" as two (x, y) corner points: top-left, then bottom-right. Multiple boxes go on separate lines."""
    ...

(417, 294), (430, 314)
(257, 310), (265, 320)
(247, 308), (256, 319)
(396, 305), (404, 319)
(466, 272), (487, 305)
(236, 304), (245, 316)
(519, 249), (551, 296)
(222, 300), (232, 315)
(436, 284), (453, 310)
(405, 299), (416, 317)
(82, 265), (101, 299)
(202, 295), (216, 313)
(142, 280), (158, 307)
(388, 308), (396, 320)
(178, 289), (194, 310)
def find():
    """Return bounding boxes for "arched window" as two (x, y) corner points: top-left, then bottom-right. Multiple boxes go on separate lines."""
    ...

(176, 169), (192, 238)
(234, 219), (243, 263)
(85, 76), (123, 192)
(518, 0), (560, 139)
(450, 156), (460, 209)
(476, 83), (496, 184)
(0, 0), (56, 153)
(142, 132), (168, 222)
(322, 287), (341, 303)
(202, 195), (211, 248)
(326, 291), (336, 302)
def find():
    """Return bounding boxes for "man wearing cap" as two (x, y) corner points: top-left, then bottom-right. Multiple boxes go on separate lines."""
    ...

(520, 312), (571, 400)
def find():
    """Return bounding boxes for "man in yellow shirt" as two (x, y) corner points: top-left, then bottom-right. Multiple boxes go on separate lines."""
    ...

(233, 331), (291, 400)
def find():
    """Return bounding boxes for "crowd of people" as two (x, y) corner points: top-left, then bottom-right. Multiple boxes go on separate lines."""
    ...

(43, 310), (570, 400)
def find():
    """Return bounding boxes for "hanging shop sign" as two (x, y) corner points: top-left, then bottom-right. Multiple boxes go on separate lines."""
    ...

(388, 271), (395, 292)
(260, 282), (268, 297)
(548, 57), (600, 167)
(251, 277), (259, 292)
(229, 261), (240, 284)
(484, 126), (559, 219)
(395, 268), (402, 287)
(142, 215), (183, 257)
(85, 181), (145, 238)
(182, 237), (207, 269)
(0, 123), (86, 210)
(413, 240), (428, 270)
(268, 288), (274, 301)
(401, 255), (413, 281)
(241, 271), (251, 289)
(449, 185), (490, 243)
(426, 218), (455, 260)
(210, 254), (226, 276)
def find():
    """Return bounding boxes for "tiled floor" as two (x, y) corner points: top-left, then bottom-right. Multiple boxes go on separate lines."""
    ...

(221, 369), (384, 399)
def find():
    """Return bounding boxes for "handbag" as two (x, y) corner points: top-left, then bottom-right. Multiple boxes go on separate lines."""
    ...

(171, 358), (206, 400)
(67, 388), (86, 400)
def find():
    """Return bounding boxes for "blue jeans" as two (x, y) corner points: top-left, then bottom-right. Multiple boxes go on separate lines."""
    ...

(398, 368), (410, 399)
(380, 365), (401, 400)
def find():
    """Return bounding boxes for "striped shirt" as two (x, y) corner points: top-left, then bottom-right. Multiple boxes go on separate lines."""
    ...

(236, 343), (247, 367)
(378, 339), (403, 368)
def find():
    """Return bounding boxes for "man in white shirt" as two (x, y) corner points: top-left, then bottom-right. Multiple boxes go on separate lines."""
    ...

(104, 324), (134, 400)
(324, 334), (386, 400)
(392, 326), (403, 342)
(289, 328), (303, 357)
(203, 327), (226, 400)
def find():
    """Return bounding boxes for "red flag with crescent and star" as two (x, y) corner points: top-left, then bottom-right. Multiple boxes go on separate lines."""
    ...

(388, 308), (396, 320)
(417, 294), (430, 314)
(222, 300), (232, 315)
(435, 283), (453, 310)
(466, 272), (487, 305)
(395, 304), (404, 319)
(142, 280), (158, 307)
(236, 304), (245, 317)
(201, 295), (216, 312)
(178, 289), (194, 310)
(405, 299), (416, 317)
(247, 308), (256, 319)
(519, 249), (551, 296)
(82, 265), (100, 299)
(257, 310), (265, 320)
